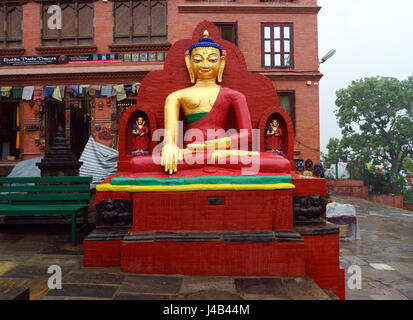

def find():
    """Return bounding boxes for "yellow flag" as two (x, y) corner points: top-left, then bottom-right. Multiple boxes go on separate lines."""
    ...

(16, 106), (20, 127)
(52, 86), (62, 101)
(16, 131), (20, 150)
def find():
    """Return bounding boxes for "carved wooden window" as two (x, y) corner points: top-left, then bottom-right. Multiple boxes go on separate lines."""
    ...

(214, 22), (238, 46)
(0, 3), (23, 48)
(113, 0), (167, 44)
(41, 0), (94, 46)
(262, 23), (294, 69)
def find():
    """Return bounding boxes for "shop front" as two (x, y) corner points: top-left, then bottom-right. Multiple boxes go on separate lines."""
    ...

(0, 82), (141, 163)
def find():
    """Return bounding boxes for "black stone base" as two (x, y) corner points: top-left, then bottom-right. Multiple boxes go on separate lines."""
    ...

(293, 222), (339, 235)
(122, 230), (304, 243)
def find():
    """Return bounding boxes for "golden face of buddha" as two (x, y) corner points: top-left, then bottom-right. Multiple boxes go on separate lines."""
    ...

(185, 46), (226, 84)
(137, 117), (144, 125)
(271, 119), (279, 128)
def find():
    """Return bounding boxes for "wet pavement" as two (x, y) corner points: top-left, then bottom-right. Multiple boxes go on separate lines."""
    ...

(0, 194), (412, 300)
(331, 194), (413, 300)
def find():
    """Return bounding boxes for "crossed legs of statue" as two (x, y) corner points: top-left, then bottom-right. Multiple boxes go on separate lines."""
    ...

(130, 151), (290, 174)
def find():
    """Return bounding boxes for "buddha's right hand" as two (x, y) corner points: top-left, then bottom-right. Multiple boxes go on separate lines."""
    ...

(161, 144), (183, 174)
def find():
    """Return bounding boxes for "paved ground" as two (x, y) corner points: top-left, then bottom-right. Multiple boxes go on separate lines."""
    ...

(332, 194), (413, 300)
(0, 195), (412, 300)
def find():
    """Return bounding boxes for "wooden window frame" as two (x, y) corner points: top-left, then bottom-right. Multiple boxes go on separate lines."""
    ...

(261, 23), (294, 69)
(0, 2), (23, 49)
(277, 90), (296, 134)
(112, 0), (168, 45)
(214, 22), (238, 46)
(40, 0), (95, 47)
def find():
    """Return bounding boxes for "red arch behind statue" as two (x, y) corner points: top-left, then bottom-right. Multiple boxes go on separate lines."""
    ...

(117, 21), (294, 171)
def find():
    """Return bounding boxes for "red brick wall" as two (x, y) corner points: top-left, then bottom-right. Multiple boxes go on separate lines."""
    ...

(326, 180), (369, 199)
(170, 1), (319, 71)
(22, 2), (41, 56)
(302, 233), (345, 300)
(368, 194), (404, 210)
(276, 80), (320, 163)
(327, 179), (405, 209)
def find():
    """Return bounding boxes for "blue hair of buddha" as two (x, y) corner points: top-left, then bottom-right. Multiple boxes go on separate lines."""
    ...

(188, 31), (223, 56)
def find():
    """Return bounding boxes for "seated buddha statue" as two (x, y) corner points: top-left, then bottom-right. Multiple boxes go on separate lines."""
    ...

(130, 30), (290, 175)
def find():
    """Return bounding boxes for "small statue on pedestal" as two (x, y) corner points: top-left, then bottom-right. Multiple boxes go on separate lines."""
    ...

(313, 164), (325, 178)
(295, 159), (304, 173)
(303, 159), (314, 176)
(131, 117), (150, 156)
(265, 119), (283, 155)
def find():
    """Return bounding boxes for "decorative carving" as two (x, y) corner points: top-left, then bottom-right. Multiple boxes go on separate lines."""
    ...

(0, 48), (25, 56)
(293, 194), (327, 224)
(96, 199), (133, 227)
(109, 43), (172, 53)
(35, 45), (98, 55)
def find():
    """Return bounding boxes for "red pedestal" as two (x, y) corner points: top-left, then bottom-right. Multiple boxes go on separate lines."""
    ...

(120, 240), (305, 276)
(84, 173), (346, 299)
(131, 189), (292, 232)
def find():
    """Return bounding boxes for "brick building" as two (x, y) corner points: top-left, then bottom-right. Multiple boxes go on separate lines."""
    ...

(0, 0), (322, 168)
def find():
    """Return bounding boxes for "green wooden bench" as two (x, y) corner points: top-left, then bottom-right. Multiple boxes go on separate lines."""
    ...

(0, 176), (92, 246)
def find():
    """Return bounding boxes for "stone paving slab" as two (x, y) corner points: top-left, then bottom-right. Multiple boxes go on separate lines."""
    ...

(120, 275), (183, 295)
(0, 263), (73, 280)
(114, 293), (177, 300)
(180, 276), (236, 294)
(45, 284), (119, 298)
(63, 271), (125, 285)
(0, 278), (49, 300)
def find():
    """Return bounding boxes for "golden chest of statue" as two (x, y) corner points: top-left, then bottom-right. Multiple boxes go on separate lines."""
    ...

(180, 86), (221, 114)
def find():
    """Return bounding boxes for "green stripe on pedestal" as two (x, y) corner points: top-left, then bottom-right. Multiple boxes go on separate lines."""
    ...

(110, 175), (292, 186)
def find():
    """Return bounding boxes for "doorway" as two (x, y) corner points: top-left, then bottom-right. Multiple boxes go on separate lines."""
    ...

(70, 99), (90, 158)
(45, 99), (90, 159)
(0, 102), (20, 160)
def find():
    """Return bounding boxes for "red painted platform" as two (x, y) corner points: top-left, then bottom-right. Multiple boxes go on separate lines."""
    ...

(121, 240), (305, 276)
(131, 189), (293, 232)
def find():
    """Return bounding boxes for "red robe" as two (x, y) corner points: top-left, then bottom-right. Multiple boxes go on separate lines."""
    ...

(266, 127), (283, 151)
(132, 125), (149, 151)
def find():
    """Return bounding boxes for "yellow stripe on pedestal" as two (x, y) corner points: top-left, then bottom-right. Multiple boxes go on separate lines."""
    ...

(96, 183), (295, 192)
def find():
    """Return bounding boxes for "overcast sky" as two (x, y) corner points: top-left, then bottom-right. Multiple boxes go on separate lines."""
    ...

(317, 0), (413, 154)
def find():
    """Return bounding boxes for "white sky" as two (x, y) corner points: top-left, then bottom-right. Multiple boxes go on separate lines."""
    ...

(317, 0), (413, 153)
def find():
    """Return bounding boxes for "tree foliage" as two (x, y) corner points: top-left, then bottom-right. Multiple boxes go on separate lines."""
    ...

(327, 76), (412, 175)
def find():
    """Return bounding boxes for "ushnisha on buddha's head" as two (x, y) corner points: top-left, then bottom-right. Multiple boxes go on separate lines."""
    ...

(185, 30), (227, 84)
